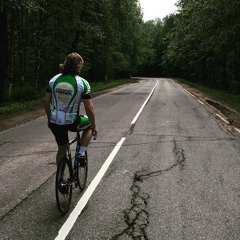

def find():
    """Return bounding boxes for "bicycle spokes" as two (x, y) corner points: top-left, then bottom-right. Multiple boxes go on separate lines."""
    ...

(55, 159), (72, 215)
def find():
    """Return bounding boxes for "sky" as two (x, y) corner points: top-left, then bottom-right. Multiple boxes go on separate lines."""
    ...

(139, 0), (178, 21)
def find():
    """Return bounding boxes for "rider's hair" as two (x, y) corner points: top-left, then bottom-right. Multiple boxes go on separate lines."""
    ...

(59, 52), (84, 75)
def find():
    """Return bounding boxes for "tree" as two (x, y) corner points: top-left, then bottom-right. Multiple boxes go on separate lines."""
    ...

(2, 0), (144, 102)
(161, 0), (240, 92)
(0, 0), (8, 101)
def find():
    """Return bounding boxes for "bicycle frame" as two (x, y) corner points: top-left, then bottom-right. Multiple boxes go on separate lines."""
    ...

(65, 131), (81, 184)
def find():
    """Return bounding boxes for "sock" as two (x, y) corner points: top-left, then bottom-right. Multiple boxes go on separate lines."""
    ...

(79, 146), (87, 156)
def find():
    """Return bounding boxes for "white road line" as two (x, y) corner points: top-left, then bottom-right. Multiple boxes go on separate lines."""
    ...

(216, 114), (229, 124)
(184, 89), (195, 98)
(234, 128), (240, 134)
(177, 83), (204, 104)
(131, 79), (158, 125)
(55, 137), (126, 240)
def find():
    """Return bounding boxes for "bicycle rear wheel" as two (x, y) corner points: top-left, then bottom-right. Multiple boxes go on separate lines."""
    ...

(77, 151), (88, 191)
(55, 157), (73, 215)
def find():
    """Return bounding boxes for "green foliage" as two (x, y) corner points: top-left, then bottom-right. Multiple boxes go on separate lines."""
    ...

(2, 0), (240, 105)
(138, 0), (240, 94)
(161, 0), (240, 92)
(9, 84), (38, 102)
(1, 0), (143, 104)
(138, 19), (165, 77)
(0, 99), (42, 115)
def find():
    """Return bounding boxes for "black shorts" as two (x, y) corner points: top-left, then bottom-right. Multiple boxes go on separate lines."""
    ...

(49, 116), (91, 146)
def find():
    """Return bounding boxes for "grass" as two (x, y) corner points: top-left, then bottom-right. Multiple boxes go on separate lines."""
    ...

(176, 78), (240, 113)
(0, 79), (137, 116)
(0, 99), (43, 115)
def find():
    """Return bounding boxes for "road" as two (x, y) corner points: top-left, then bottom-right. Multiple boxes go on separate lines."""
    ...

(0, 78), (240, 240)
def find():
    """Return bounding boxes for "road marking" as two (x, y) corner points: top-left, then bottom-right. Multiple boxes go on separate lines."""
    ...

(176, 84), (194, 98)
(184, 89), (195, 98)
(55, 137), (126, 240)
(234, 128), (240, 134)
(216, 114), (229, 124)
(131, 79), (158, 125)
(177, 83), (205, 105)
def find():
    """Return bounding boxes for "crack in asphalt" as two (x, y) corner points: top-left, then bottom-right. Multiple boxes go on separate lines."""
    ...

(111, 140), (185, 240)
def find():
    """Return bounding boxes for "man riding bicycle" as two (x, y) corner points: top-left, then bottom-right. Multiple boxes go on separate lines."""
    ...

(43, 52), (98, 167)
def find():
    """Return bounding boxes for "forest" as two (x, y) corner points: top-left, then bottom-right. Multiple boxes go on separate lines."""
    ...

(0, 0), (240, 103)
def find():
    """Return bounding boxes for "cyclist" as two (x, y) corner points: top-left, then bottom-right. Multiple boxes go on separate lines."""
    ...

(43, 52), (98, 167)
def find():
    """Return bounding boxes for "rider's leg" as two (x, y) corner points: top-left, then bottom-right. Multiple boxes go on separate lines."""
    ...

(56, 143), (68, 165)
(49, 122), (68, 166)
(77, 115), (92, 156)
(79, 128), (92, 156)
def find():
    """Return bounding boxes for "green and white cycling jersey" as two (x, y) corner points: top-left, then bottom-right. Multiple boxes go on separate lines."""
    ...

(46, 73), (91, 125)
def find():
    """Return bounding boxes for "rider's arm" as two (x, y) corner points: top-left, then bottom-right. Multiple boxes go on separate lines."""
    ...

(43, 92), (52, 122)
(83, 98), (98, 135)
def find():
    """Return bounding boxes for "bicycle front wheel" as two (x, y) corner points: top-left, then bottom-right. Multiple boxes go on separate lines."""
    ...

(55, 157), (73, 215)
(77, 151), (88, 191)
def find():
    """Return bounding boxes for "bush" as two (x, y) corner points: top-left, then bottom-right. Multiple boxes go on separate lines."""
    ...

(8, 84), (39, 102)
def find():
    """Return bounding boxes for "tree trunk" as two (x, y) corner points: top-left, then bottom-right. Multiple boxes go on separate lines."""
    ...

(234, 43), (240, 93)
(0, 1), (8, 102)
(222, 47), (229, 91)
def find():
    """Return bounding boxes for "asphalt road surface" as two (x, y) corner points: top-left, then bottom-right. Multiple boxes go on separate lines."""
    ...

(0, 78), (240, 240)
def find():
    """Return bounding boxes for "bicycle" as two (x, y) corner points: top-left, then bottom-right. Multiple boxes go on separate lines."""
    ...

(55, 131), (96, 215)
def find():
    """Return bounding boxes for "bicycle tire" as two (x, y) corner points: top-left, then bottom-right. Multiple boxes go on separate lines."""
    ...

(55, 157), (73, 215)
(77, 151), (88, 191)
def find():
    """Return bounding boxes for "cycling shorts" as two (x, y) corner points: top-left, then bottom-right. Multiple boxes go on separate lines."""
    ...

(49, 115), (91, 146)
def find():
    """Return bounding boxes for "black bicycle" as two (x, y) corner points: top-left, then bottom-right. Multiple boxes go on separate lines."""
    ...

(55, 131), (89, 215)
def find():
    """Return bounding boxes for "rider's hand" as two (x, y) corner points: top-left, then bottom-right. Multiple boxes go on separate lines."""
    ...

(91, 127), (98, 138)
